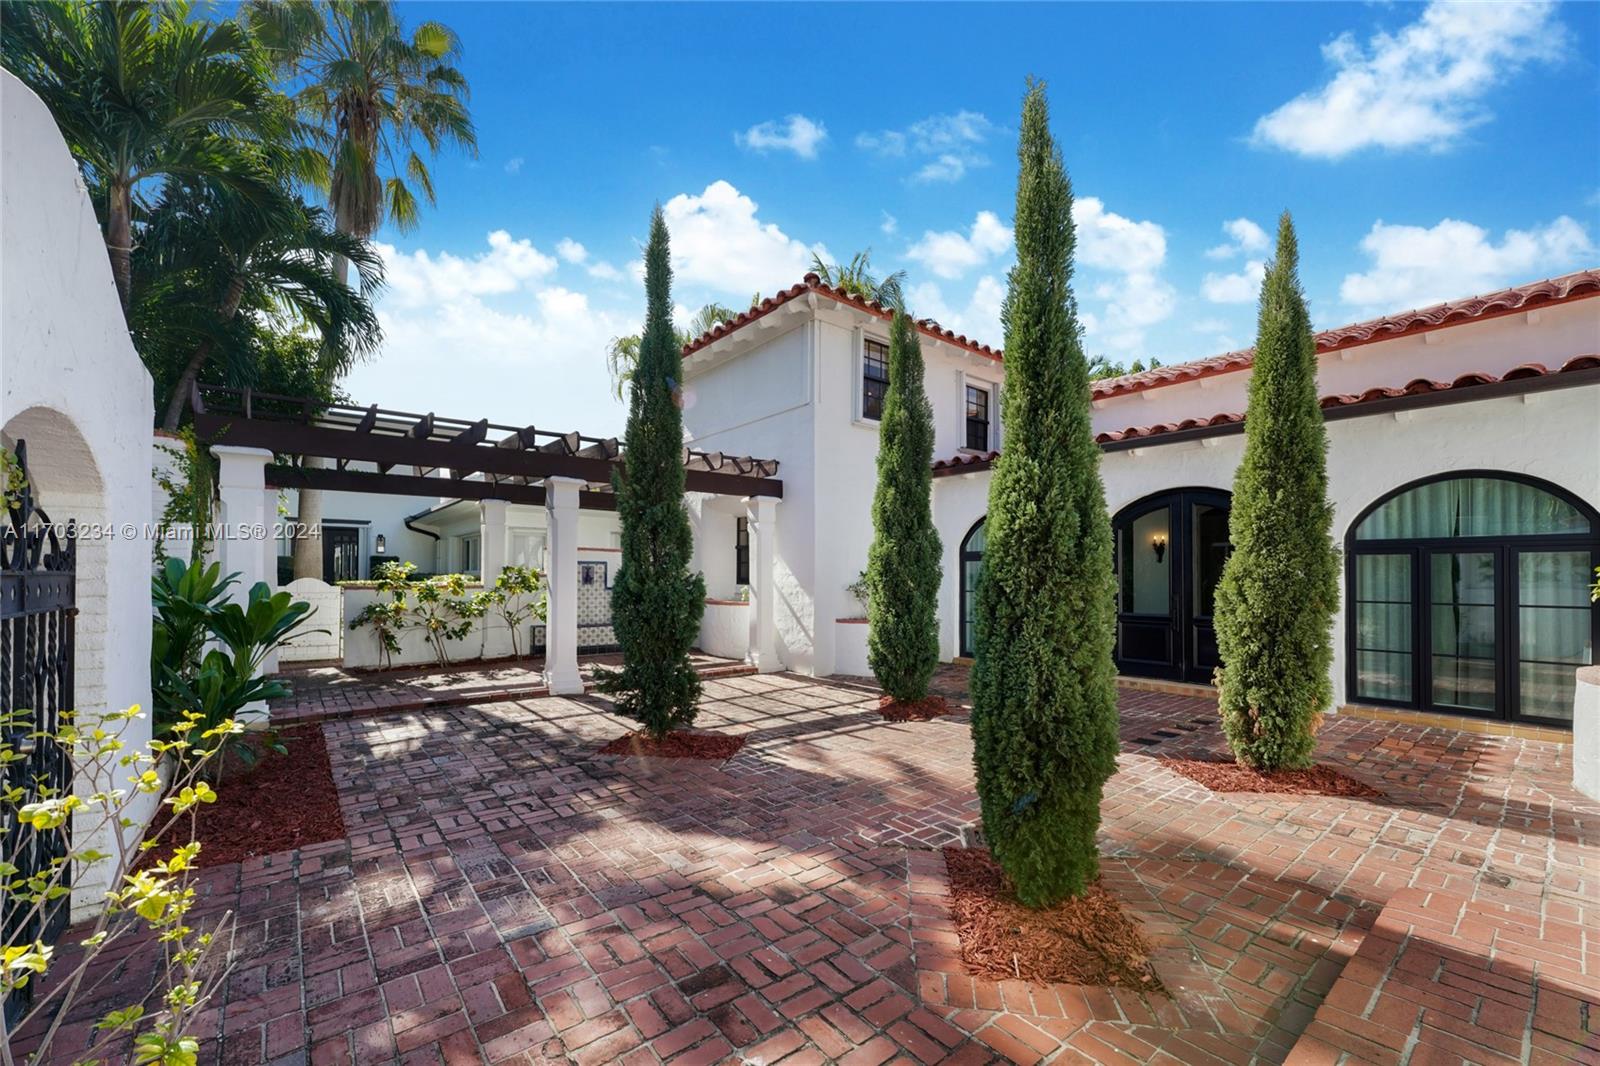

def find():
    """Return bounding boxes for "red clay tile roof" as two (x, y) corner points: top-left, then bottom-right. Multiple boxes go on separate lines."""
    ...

(680, 272), (1001, 362)
(931, 354), (1599, 468)
(686, 269), (1600, 403)
(1091, 269), (1600, 399)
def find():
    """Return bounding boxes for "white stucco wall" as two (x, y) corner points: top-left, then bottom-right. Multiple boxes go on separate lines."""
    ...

(697, 600), (750, 660)
(2, 71), (157, 916)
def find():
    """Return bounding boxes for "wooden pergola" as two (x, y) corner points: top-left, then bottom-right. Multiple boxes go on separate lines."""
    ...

(196, 384), (784, 697)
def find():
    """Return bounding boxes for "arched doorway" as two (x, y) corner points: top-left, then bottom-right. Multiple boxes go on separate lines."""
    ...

(1112, 489), (1232, 684)
(959, 518), (985, 657)
(1347, 472), (1598, 725)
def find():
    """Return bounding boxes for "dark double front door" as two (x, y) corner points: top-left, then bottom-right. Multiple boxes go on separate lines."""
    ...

(323, 526), (361, 583)
(1114, 490), (1231, 684)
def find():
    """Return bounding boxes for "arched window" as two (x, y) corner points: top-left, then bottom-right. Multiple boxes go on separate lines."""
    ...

(959, 519), (986, 657)
(1348, 472), (1598, 725)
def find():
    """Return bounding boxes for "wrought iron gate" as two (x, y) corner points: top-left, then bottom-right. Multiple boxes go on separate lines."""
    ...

(1, 440), (77, 1025)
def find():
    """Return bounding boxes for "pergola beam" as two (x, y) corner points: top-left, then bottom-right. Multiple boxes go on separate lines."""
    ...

(263, 464), (619, 511)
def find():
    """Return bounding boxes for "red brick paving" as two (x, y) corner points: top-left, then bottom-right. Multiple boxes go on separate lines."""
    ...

(25, 671), (1600, 1064)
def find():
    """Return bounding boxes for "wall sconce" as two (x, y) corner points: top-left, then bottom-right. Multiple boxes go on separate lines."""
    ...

(374, 534), (386, 554)
(1151, 534), (1166, 563)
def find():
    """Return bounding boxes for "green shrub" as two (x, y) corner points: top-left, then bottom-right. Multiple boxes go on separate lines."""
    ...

(1213, 213), (1339, 771)
(969, 80), (1119, 907)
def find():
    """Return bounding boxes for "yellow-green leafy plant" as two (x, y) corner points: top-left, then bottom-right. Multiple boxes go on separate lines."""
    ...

(348, 560), (415, 669)
(409, 573), (475, 668)
(477, 565), (544, 660)
(1, 705), (242, 1065)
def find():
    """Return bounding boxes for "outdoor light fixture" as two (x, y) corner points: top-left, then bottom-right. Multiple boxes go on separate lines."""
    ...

(375, 534), (386, 554)
(1151, 533), (1167, 563)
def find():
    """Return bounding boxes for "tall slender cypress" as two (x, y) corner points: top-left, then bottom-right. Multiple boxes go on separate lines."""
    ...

(970, 81), (1119, 907)
(867, 310), (942, 702)
(597, 207), (706, 738)
(1213, 213), (1339, 770)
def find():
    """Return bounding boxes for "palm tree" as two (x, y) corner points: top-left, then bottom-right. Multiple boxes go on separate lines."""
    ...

(2, 1), (293, 316)
(605, 301), (747, 401)
(141, 182), (384, 430)
(810, 250), (907, 311)
(245, 0), (476, 577)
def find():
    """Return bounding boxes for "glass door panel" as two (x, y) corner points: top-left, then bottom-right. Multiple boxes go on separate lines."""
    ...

(1429, 551), (1497, 711)
(1516, 550), (1593, 723)
(1188, 501), (1231, 679)
(1354, 553), (1414, 702)
(1115, 504), (1176, 676)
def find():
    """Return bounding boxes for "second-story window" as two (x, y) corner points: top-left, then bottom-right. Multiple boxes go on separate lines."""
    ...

(966, 384), (991, 450)
(735, 516), (750, 585)
(862, 338), (889, 421)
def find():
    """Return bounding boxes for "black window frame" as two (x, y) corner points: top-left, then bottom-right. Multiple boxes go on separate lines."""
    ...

(965, 384), (991, 451)
(735, 516), (750, 585)
(1344, 470), (1600, 728)
(862, 338), (889, 421)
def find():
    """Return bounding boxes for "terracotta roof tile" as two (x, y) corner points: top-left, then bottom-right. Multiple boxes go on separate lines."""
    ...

(1090, 269), (1600, 399)
(931, 354), (1598, 468)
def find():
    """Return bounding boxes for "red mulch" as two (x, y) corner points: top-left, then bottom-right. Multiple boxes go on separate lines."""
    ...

(598, 731), (746, 760)
(1160, 757), (1383, 798)
(142, 723), (345, 869)
(943, 847), (1161, 990)
(878, 694), (951, 721)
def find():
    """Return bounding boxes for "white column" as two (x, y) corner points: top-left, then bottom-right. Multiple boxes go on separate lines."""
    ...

(212, 446), (273, 722)
(745, 496), (781, 673)
(479, 498), (508, 583)
(543, 477), (584, 694)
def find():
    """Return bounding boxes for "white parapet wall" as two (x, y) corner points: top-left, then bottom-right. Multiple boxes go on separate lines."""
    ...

(1574, 667), (1600, 801)
(342, 584), (530, 670)
(698, 599), (750, 661)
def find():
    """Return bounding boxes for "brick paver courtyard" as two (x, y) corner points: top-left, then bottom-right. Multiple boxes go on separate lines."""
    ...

(35, 674), (1600, 1064)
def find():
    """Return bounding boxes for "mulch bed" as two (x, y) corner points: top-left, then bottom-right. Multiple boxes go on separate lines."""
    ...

(943, 847), (1162, 991)
(598, 731), (746, 760)
(142, 723), (345, 869)
(1160, 757), (1383, 798)
(879, 694), (951, 721)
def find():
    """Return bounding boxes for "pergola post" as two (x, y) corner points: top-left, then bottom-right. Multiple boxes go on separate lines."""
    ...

(212, 445), (273, 722)
(745, 495), (781, 673)
(260, 486), (280, 673)
(543, 476), (584, 694)
(479, 498), (508, 583)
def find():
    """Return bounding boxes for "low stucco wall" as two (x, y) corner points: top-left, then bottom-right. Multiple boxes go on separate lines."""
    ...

(341, 586), (532, 670)
(698, 600), (749, 661)
(1574, 667), (1600, 801)
(833, 619), (870, 677)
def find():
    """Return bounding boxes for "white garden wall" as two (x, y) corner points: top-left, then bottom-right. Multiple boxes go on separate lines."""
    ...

(2, 71), (158, 918)
(280, 578), (344, 662)
(698, 600), (750, 660)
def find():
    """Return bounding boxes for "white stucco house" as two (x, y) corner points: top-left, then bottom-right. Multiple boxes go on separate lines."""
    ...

(675, 269), (1599, 732)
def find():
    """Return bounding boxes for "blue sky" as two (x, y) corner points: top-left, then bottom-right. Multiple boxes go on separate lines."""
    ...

(341, 1), (1600, 437)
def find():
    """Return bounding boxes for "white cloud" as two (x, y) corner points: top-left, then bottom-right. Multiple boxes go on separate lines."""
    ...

(1202, 260), (1266, 304)
(585, 260), (624, 282)
(1339, 215), (1593, 312)
(1252, 1), (1565, 159)
(1071, 198), (1176, 353)
(504, 156), (524, 174)
(906, 275), (1005, 347)
(345, 235), (636, 438)
(379, 230), (558, 309)
(1206, 218), (1269, 259)
(659, 180), (824, 296)
(880, 212), (898, 236)
(905, 211), (1012, 280)
(736, 114), (828, 159)
(555, 238), (587, 264)
(857, 110), (997, 183)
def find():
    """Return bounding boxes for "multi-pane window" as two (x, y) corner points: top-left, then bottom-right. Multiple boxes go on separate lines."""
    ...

(965, 384), (991, 451)
(862, 338), (889, 421)
(735, 517), (750, 585)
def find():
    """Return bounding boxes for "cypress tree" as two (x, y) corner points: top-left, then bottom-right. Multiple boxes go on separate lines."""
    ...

(867, 310), (942, 702)
(970, 81), (1118, 908)
(597, 207), (706, 739)
(1213, 213), (1339, 770)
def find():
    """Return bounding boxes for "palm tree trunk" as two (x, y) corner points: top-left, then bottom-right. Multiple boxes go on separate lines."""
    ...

(291, 213), (357, 581)
(162, 275), (249, 432)
(107, 183), (134, 319)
